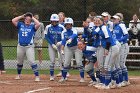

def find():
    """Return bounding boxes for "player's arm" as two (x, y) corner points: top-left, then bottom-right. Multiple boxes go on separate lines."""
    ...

(44, 25), (53, 45)
(12, 14), (25, 27)
(118, 24), (129, 43)
(41, 23), (45, 39)
(32, 16), (40, 30)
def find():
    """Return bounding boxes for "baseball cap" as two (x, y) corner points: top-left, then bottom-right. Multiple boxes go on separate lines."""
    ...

(101, 12), (109, 17)
(111, 15), (120, 19)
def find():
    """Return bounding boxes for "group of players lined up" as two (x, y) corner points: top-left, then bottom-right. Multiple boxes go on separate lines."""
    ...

(11, 11), (130, 90)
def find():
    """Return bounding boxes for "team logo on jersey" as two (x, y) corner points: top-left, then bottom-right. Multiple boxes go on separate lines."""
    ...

(114, 30), (119, 33)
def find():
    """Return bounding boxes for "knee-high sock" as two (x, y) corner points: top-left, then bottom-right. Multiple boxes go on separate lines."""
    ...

(62, 67), (68, 79)
(31, 64), (39, 76)
(105, 71), (111, 86)
(122, 68), (128, 81)
(87, 69), (96, 81)
(79, 66), (84, 78)
(17, 64), (23, 75)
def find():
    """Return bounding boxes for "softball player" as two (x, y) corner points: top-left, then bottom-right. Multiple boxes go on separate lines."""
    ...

(78, 41), (97, 86)
(92, 16), (119, 89)
(33, 14), (44, 64)
(12, 12), (40, 81)
(44, 14), (66, 81)
(112, 15), (130, 87)
(59, 17), (84, 83)
(101, 12), (113, 31)
(58, 12), (65, 26)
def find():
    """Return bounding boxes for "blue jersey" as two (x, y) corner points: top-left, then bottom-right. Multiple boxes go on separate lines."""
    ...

(17, 22), (36, 45)
(92, 25), (116, 48)
(83, 46), (97, 63)
(112, 23), (128, 44)
(44, 24), (65, 45)
(61, 28), (78, 47)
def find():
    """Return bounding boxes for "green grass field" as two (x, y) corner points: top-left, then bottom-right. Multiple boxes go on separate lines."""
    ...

(1, 39), (50, 60)
(5, 69), (140, 76)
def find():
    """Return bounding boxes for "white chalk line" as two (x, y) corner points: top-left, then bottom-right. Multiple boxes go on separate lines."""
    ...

(24, 87), (51, 93)
(130, 77), (140, 80)
(0, 81), (13, 85)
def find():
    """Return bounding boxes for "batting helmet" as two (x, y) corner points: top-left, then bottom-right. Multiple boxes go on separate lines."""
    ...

(64, 17), (74, 25)
(50, 14), (59, 21)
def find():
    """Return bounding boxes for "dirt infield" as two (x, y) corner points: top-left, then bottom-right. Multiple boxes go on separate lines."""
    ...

(0, 74), (140, 93)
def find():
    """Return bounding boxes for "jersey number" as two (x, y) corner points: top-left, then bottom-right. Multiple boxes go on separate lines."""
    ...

(22, 32), (28, 36)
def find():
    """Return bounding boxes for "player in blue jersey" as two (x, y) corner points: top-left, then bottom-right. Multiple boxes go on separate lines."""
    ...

(78, 40), (98, 86)
(101, 12), (113, 32)
(59, 17), (85, 83)
(44, 14), (66, 81)
(90, 16), (119, 89)
(12, 12), (40, 81)
(112, 15), (130, 87)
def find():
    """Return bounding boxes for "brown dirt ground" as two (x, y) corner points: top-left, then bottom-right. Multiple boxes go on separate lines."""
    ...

(0, 74), (140, 93)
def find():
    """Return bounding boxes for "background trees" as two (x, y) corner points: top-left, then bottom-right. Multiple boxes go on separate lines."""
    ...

(0, 0), (140, 39)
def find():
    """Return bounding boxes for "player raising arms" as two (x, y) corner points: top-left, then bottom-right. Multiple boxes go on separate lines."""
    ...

(59, 17), (85, 83)
(44, 14), (66, 81)
(12, 12), (40, 81)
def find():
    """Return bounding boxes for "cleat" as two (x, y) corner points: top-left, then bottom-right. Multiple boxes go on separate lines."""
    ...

(89, 80), (93, 84)
(66, 72), (70, 77)
(56, 72), (62, 77)
(15, 75), (21, 80)
(58, 78), (66, 83)
(98, 85), (110, 90)
(1, 70), (6, 74)
(94, 83), (104, 88)
(79, 78), (85, 83)
(50, 76), (54, 81)
(121, 81), (130, 87)
(88, 81), (97, 86)
(35, 76), (40, 82)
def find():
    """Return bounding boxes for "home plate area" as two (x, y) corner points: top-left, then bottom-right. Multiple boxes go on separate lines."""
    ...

(0, 74), (140, 93)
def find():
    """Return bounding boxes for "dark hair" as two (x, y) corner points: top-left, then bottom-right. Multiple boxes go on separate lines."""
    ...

(89, 12), (97, 17)
(24, 12), (33, 18)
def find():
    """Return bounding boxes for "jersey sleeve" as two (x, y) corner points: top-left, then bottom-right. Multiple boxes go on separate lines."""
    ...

(17, 22), (22, 29)
(44, 25), (53, 45)
(61, 31), (67, 46)
(69, 28), (78, 39)
(101, 26), (109, 38)
(119, 23), (128, 35)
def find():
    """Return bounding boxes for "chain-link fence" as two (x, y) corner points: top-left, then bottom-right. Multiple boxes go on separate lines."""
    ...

(0, 0), (140, 70)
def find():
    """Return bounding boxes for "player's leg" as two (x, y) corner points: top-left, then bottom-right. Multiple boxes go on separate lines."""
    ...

(26, 45), (40, 81)
(85, 61), (97, 86)
(15, 45), (26, 79)
(112, 42), (122, 87)
(59, 46), (73, 82)
(120, 43), (130, 86)
(56, 45), (64, 77)
(0, 43), (5, 74)
(96, 46), (105, 84)
(75, 48), (84, 82)
(48, 44), (56, 80)
(35, 39), (43, 63)
(103, 45), (119, 89)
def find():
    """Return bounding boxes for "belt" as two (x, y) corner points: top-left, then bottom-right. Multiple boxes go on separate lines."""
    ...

(19, 43), (33, 46)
